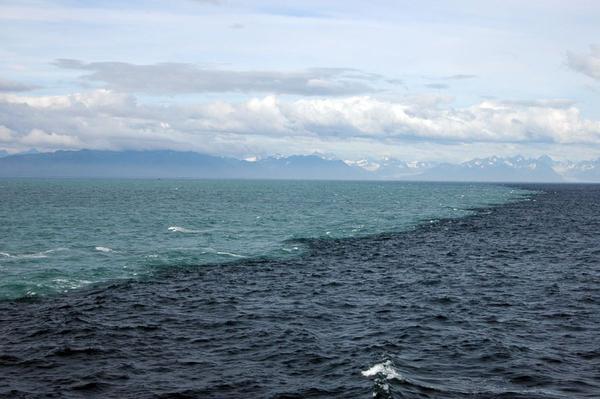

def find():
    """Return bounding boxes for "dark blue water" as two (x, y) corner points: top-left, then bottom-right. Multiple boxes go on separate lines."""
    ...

(1, 183), (599, 398)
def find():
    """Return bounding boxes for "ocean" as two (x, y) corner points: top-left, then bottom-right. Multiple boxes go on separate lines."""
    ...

(0, 180), (530, 300)
(0, 180), (598, 398)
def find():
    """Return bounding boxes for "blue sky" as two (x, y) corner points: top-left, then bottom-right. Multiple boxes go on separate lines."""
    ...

(1, 0), (600, 161)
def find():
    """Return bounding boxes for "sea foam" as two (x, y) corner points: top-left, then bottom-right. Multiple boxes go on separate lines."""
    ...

(361, 360), (404, 381)
(0, 250), (55, 259)
(216, 251), (245, 258)
(168, 226), (200, 233)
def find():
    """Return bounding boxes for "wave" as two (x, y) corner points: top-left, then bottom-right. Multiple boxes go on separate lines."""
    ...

(362, 360), (404, 381)
(3, 252), (48, 260)
(215, 251), (245, 258)
(0, 248), (69, 260)
(51, 278), (92, 290)
(44, 247), (69, 253)
(281, 246), (300, 253)
(168, 226), (201, 233)
(95, 246), (113, 253)
(362, 360), (564, 398)
(362, 360), (405, 399)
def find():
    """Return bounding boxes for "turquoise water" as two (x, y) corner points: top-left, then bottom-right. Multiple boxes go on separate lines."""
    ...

(0, 180), (532, 300)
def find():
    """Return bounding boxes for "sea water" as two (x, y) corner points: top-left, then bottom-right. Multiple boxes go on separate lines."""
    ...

(0, 179), (530, 299)
(2, 182), (599, 398)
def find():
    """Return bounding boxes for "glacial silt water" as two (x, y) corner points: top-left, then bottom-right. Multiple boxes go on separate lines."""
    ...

(0, 179), (530, 300)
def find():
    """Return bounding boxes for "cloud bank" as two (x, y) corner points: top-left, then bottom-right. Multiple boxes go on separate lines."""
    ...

(1, 90), (599, 159)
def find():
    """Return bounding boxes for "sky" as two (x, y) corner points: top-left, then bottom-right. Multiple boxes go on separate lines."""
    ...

(1, 0), (600, 162)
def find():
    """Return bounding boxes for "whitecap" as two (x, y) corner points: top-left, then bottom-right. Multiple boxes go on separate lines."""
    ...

(1, 248), (69, 259)
(95, 246), (113, 253)
(168, 226), (200, 233)
(43, 247), (69, 253)
(361, 360), (404, 381)
(52, 278), (92, 290)
(6, 252), (49, 259)
(216, 251), (245, 258)
(22, 252), (49, 259)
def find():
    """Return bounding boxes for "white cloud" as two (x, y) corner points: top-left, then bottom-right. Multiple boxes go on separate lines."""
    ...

(567, 45), (600, 80)
(0, 89), (134, 110)
(0, 125), (14, 142)
(281, 96), (600, 144)
(1, 90), (600, 158)
(0, 124), (81, 151)
(20, 129), (81, 148)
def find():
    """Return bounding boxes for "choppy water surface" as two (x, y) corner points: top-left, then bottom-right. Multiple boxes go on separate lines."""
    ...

(1, 182), (599, 398)
(0, 180), (529, 299)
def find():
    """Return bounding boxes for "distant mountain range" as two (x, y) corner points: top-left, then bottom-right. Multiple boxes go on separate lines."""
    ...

(417, 155), (562, 182)
(0, 150), (368, 180)
(346, 154), (600, 182)
(1, 150), (600, 182)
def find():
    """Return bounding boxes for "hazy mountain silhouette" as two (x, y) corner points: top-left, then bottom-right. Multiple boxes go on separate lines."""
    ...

(555, 158), (600, 182)
(417, 155), (563, 182)
(2, 150), (600, 182)
(0, 150), (367, 180)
